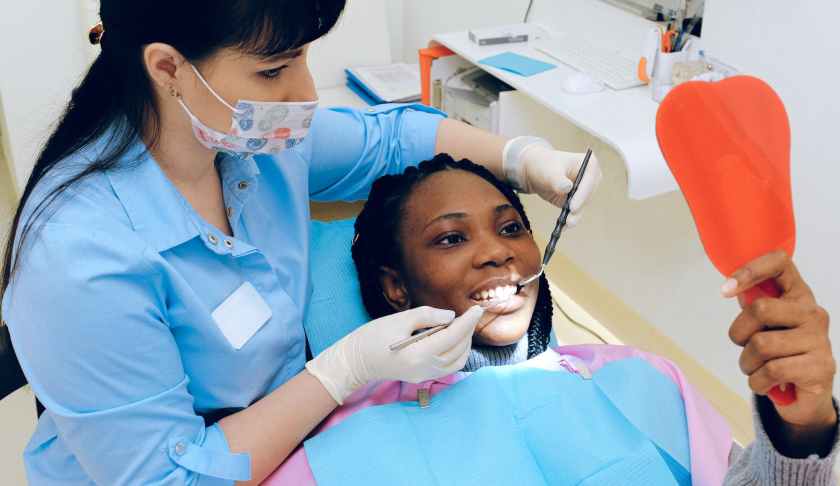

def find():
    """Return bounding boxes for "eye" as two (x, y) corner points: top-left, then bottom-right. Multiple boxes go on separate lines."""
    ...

(435, 232), (466, 247)
(259, 65), (288, 79)
(500, 221), (525, 236)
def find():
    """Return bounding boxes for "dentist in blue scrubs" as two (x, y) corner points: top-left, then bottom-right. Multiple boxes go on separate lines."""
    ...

(0, 1), (601, 484)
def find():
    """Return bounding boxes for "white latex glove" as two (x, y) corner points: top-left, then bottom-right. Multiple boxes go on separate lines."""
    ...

(306, 305), (485, 404)
(503, 136), (603, 226)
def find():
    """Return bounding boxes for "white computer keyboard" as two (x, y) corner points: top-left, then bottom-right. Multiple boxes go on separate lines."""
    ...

(534, 36), (643, 90)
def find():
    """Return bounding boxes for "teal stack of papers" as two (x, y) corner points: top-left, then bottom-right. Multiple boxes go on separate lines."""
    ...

(479, 52), (556, 77)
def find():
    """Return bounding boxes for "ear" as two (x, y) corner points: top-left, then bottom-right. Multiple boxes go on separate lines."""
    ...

(379, 266), (411, 312)
(143, 43), (188, 95)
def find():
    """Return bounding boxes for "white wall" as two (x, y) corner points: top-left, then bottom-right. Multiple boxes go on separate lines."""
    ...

(392, 0), (530, 63)
(389, 0), (657, 63)
(308, 0), (392, 89)
(0, 0), (394, 187)
(0, 0), (91, 190)
(703, 0), (840, 391)
(385, 1), (404, 64)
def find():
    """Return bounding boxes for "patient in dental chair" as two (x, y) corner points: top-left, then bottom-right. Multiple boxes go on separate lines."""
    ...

(264, 154), (838, 486)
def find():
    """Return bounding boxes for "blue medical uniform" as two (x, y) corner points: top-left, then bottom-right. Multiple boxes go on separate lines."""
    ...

(1, 104), (444, 485)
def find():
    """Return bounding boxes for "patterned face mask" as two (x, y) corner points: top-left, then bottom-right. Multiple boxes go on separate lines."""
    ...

(177, 64), (318, 157)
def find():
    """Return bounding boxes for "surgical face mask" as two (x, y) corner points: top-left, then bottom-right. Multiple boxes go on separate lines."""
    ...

(177, 64), (318, 157)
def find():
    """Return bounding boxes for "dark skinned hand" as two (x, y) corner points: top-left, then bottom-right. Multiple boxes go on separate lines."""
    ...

(723, 251), (837, 457)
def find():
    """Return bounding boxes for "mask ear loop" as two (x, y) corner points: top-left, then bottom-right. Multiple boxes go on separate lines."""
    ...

(171, 83), (226, 140)
(189, 64), (240, 113)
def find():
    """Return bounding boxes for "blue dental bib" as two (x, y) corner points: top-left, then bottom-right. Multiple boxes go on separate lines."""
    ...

(305, 357), (691, 485)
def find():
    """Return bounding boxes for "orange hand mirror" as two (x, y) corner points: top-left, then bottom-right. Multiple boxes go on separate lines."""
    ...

(656, 75), (797, 405)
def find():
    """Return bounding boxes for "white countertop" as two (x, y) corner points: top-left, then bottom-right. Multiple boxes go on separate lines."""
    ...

(433, 30), (678, 200)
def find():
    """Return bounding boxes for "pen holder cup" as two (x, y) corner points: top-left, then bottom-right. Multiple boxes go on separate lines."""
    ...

(652, 49), (689, 103)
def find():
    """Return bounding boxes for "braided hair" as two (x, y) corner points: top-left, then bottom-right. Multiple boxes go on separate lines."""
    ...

(352, 154), (553, 358)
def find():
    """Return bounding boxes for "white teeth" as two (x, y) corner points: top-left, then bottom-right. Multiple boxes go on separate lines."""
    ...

(472, 285), (516, 302)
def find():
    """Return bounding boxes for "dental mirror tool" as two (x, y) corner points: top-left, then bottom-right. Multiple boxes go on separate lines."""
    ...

(656, 76), (796, 405)
(516, 148), (593, 293)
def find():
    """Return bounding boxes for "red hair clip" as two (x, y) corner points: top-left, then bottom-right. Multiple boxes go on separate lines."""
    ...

(88, 22), (105, 46)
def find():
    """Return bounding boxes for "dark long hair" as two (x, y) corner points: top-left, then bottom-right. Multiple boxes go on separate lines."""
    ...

(352, 154), (553, 358)
(0, 0), (346, 310)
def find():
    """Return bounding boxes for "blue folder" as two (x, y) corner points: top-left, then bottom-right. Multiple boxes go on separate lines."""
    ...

(344, 69), (384, 106)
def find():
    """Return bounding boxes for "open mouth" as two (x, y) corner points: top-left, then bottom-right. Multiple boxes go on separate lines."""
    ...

(468, 281), (526, 315)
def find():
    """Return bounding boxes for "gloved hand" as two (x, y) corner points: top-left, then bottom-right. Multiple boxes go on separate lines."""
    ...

(306, 305), (485, 404)
(503, 136), (603, 226)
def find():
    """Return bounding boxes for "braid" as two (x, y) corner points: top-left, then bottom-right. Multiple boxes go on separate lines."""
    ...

(527, 274), (554, 357)
(352, 153), (552, 356)
(351, 173), (410, 319)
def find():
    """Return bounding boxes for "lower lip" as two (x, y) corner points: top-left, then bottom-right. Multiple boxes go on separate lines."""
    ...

(472, 293), (526, 314)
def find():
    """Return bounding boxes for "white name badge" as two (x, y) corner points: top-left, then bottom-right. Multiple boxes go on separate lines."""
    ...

(211, 281), (273, 350)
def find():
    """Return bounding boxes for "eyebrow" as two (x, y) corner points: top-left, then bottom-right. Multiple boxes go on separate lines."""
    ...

(259, 48), (305, 64)
(423, 204), (515, 230)
(495, 203), (515, 214)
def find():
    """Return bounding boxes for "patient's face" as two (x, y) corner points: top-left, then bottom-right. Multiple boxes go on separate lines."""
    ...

(390, 170), (541, 346)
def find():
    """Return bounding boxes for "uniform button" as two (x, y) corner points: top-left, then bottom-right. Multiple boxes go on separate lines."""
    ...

(224, 239), (234, 249)
(208, 234), (219, 245)
(174, 442), (187, 456)
(237, 181), (249, 190)
(226, 207), (233, 218)
(367, 108), (375, 113)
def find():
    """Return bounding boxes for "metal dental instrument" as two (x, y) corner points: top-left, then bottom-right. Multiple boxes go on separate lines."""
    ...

(516, 148), (593, 293)
(389, 324), (449, 352)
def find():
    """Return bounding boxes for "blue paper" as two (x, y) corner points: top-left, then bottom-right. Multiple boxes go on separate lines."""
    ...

(344, 68), (385, 105)
(479, 52), (556, 76)
(344, 79), (379, 106)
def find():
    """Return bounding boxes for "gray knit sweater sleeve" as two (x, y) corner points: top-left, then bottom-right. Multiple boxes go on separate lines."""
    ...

(723, 399), (839, 485)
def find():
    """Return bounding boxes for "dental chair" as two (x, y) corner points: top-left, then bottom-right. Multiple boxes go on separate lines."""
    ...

(0, 323), (43, 416)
